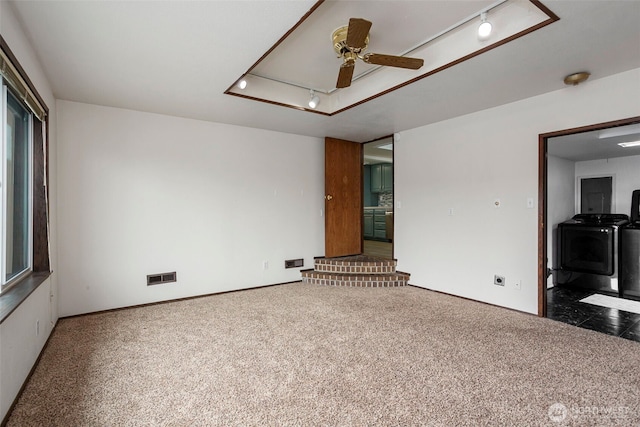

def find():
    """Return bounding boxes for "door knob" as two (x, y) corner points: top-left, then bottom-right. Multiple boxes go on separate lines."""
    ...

(325, 194), (333, 201)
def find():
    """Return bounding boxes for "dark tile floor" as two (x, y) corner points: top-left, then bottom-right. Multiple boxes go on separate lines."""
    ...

(547, 286), (640, 343)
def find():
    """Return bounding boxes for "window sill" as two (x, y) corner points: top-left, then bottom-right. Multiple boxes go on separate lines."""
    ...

(0, 271), (51, 324)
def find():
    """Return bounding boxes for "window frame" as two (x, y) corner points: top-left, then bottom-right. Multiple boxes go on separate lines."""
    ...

(0, 36), (50, 321)
(2, 84), (35, 292)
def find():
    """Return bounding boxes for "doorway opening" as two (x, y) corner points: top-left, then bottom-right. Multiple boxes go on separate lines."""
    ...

(363, 136), (393, 259)
(539, 116), (640, 342)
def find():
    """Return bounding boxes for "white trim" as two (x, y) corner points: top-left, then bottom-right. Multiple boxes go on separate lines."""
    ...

(1, 84), (34, 292)
(27, 109), (34, 277)
(1, 85), (6, 287)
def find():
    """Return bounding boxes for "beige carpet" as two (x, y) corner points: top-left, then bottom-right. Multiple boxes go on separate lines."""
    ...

(6, 283), (640, 426)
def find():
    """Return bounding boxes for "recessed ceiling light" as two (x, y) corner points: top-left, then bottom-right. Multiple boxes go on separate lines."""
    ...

(618, 140), (640, 148)
(237, 79), (247, 89)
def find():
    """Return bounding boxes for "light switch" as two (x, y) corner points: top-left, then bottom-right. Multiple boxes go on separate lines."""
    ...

(527, 198), (535, 208)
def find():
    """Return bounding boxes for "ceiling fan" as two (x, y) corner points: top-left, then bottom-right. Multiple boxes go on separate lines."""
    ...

(332, 18), (424, 89)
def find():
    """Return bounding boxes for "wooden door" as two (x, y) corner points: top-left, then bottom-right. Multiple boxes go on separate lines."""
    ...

(325, 137), (362, 257)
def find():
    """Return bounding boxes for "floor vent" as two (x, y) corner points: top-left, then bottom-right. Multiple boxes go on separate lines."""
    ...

(147, 271), (177, 286)
(285, 258), (304, 269)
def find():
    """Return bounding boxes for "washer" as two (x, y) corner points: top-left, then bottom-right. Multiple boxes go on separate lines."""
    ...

(557, 214), (629, 294)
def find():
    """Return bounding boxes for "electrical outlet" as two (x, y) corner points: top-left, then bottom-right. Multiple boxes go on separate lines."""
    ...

(263, 261), (269, 270)
(494, 275), (505, 286)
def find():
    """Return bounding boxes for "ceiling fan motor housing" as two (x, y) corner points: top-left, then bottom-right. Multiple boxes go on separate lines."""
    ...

(332, 18), (423, 89)
(332, 25), (369, 57)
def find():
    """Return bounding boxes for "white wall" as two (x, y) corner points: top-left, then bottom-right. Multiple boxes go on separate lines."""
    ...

(547, 155), (576, 287)
(395, 68), (640, 314)
(575, 154), (640, 217)
(56, 100), (324, 317)
(0, 0), (58, 421)
(0, 279), (52, 419)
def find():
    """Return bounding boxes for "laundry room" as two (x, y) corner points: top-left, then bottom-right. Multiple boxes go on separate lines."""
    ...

(546, 121), (640, 339)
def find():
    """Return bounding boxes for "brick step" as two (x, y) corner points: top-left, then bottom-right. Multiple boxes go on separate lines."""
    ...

(313, 255), (397, 274)
(301, 270), (410, 288)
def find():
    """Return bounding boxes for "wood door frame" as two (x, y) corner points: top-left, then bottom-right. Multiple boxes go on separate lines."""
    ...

(537, 116), (640, 317)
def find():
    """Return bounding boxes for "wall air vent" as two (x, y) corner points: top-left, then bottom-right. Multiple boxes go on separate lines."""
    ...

(147, 271), (177, 286)
(285, 259), (304, 269)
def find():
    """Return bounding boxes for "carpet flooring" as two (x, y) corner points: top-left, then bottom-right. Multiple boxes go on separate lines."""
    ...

(6, 283), (640, 426)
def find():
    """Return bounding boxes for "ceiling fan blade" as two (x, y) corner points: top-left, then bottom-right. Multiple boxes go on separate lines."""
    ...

(363, 53), (424, 70)
(346, 18), (372, 50)
(336, 61), (355, 88)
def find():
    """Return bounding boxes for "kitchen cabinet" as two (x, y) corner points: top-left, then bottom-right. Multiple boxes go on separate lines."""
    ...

(374, 210), (387, 239)
(364, 209), (374, 238)
(381, 163), (393, 192)
(371, 163), (393, 193)
(364, 208), (390, 241)
(363, 165), (374, 207)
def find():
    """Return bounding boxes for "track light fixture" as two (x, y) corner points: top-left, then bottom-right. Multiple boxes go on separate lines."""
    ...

(308, 90), (320, 109)
(478, 12), (492, 41)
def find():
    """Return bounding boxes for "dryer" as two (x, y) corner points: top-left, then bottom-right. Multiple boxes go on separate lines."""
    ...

(557, 214), (629, 294)
(620, 190), (640, 300)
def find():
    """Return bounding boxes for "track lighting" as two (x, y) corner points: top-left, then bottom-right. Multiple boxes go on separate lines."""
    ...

(478, 12), (492, 41)
(237, 79), (247, 89)
(308, 90), (320, 109)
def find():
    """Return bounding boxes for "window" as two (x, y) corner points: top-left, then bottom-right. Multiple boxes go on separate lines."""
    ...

(2, 86), (33, 289)
(0, 37), (49, 299)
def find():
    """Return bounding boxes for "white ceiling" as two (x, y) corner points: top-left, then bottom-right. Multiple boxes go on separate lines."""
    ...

(364, 136), (393, 165)
(8, 0), (640, 142)
(549, 123), (640, 162)
(251, 1), (498, 92)
(230, 0), (553, 114)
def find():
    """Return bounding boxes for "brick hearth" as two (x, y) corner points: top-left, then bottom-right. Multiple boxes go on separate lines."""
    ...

(301, 255), (410, 287)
